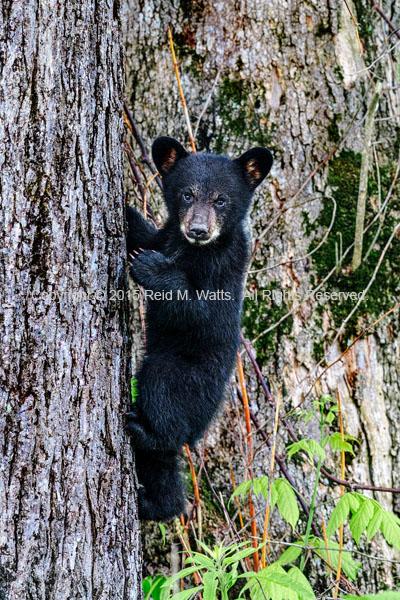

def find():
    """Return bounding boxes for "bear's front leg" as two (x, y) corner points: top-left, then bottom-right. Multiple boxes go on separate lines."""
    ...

(130, 249), (184, 291)
(126, 205), (158, 254)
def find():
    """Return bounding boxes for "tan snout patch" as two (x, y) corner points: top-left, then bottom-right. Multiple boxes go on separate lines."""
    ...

(180, 203), (220, 244)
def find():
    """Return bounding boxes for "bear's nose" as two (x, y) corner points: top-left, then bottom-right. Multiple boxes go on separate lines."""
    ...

(189, 225), (208, 240)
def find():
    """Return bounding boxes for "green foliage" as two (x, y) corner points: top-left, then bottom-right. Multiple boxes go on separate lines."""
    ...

(241, 564), (315, 600)
(161, 540), (266, 599)
(325, 432), (358, 455)
(146, 394), (399, 598)
(230, 476), (300, 531)
(143, 575), (168, 600)
(161, 540), (317, 600)
(326, 492), (400, 549)
(287, 439), (326, 462)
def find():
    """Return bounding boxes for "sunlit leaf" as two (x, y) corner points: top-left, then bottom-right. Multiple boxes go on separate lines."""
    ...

(273, 479), (300, 530)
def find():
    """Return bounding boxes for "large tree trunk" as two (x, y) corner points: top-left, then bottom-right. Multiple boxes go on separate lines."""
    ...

(0, 2), (140, 598)
(123, 0), (400, 593)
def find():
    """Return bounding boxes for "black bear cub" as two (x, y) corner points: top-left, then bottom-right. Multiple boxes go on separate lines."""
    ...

(127, 137), (273, 521)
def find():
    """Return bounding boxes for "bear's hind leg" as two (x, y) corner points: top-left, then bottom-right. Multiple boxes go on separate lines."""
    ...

(135, 450), (186, 521)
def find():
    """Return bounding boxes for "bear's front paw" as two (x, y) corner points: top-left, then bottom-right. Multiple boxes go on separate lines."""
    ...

(129, 249), (171, 288)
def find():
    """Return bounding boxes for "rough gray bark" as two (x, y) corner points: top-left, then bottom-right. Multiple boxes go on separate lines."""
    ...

(0, 2), (140, 599)
(122, 0), (400, 592)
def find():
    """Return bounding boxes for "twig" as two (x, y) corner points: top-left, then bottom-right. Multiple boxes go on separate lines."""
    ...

(124, 140), (146, 202)
(352, 81), (383, 271)
(248, 408), (320, 537)
(339, 221), (399, 336)
(177, 517), (204, 592)
(123, 101), (163, 191)
(167, 27), (196, 153)
(237, 352), (260, 572)
(248, 196), (337, 275)
(230, 468), (252, 570)
(261, 385), (282, 568)
(321, 520), (333, 575)
(371, 0), (400, 40)
(185, 444), (202, 541)
(343, 0), (363, 54)
(242, 333), (400, 494)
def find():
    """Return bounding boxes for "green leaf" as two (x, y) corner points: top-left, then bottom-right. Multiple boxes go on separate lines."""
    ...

(325, 411), (337, 425)
(168, 586), (203, 600)
(287, 439), (325, 462)
(274, 544), (303, 565)
(253, 476), (270, 499)
(326, 494), (352, 539)
(196, 539), (218, 559)
(273, 479), (300, 531)
(308, 439), (326, 460)
(326, 433), (356, 455)
(287, 440), (308, 460)
(222, 540), (254, 557)
(347, 493), (361, 512)
(247, 565), (298, 600)
(143, 575), (168, 600)
(366, 506), (383, 541)
(287, 567), (315, 600)
(202, 573), (218, 600)
(164, 566), (201, 586)
(229, 480), (252, 504)
(321, 393), (333, 404)
(223, 543), (265, 567)
(185, 553), (215, 570)
(380, 509), (400, 550)
(287, 440), (309, 461)
(349, 498), (374, 545)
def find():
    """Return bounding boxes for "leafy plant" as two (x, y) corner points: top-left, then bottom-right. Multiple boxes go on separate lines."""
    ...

(326, 492), (400, 549)
(144, 392), (400, 599)
(161, 540), (265, 600)
(143, 575), (168, 600)
(161, 540), (317, 600)
(230, 477), (299, 532)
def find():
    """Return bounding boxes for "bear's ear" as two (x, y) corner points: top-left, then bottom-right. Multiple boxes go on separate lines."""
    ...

(234, 147), (273, 190)
(152, 136), (188, 177)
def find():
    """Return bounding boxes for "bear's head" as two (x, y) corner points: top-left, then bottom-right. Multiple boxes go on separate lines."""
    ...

(152, 137), (273, 246)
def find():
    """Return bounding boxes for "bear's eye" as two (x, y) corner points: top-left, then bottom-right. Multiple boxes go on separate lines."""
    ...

(215, 196), (226, 208)
(182, 192), (193, 203)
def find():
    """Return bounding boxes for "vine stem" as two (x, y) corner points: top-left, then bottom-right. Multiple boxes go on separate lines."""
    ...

(333, 391), (346, 598)
(261, 385), (282, 568)
(237, 352), (260, 572)
(167, 27), (196, 153)
(300, 398), (326, 572)
(300, 457), (323, 572)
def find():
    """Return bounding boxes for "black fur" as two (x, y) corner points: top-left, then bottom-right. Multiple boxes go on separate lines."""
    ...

(127, 137), (272, 521)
